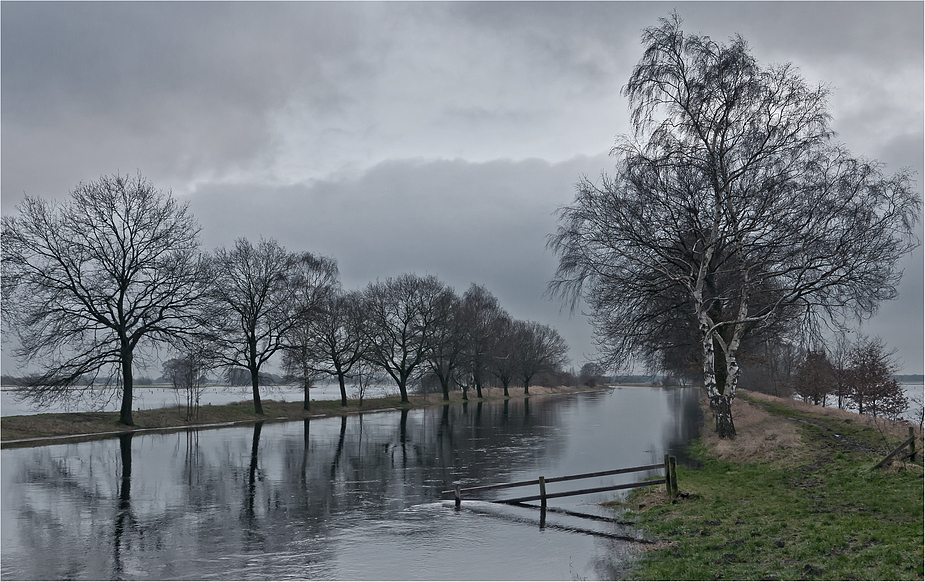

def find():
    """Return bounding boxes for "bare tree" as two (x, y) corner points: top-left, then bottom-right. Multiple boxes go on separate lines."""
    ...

(202, 238), (309, 415)
(549, 13), (920, 438)
(829, 332), (854, 410)
(1, 173), (205, 425)
(458, 284), (508, 399)
(279, 253), (339, 411)
(290, 289), (368, 407)
(350, 358), (380, 408)
(425, 289), (465, 401)
(515, 321), (569, 395)
(362, 274), (454, 403)
(740, 337), (800, 398)
(489, 313), (519, 397)
(578, 362), (606, 387)
(163, 341), (212, 421)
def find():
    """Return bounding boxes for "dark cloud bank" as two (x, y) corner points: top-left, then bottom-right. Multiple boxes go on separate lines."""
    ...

(2, 2), (922, 374)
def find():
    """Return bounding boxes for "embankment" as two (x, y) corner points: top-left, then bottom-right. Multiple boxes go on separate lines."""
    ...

(1, 384), (598, 448)
(622, 390), (924, 580)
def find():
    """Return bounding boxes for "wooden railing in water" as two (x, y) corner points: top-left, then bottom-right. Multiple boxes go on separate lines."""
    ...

(442, 455), (679, 508)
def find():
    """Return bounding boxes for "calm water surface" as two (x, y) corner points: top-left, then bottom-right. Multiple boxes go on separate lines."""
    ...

(1, 387), (702, 580)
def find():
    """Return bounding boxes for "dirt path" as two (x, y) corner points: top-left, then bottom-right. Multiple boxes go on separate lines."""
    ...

(738, 390), (920, 466)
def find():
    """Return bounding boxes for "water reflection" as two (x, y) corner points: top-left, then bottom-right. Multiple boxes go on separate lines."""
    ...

(2, 387), (702, 580)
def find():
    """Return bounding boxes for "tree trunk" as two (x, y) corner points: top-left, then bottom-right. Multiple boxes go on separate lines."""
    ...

(251, 366), (264, 415)
(119, 341), (134, 426)
(700, 319), (739, 439)
(397, 378), (409, 403)
(118, 432), (133, 498)
(436, 368), (451, 401)
(303, 378), (311, 412)
(337, 372), (348, 407)
(710, 393), (736, 439)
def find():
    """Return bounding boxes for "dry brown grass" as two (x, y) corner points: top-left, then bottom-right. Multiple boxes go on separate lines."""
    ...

(700, 392), (804, 464)
(743, 389), (917, 442)
(403, 384), (595, 407)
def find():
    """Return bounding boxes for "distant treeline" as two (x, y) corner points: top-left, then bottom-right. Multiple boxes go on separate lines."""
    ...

(5, 372), (920, 391)
(1, 371), (286, 388)
(895, 375), (925, 384)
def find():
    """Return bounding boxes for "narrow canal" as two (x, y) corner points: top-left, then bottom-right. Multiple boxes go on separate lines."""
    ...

(1, 386), (702, 580)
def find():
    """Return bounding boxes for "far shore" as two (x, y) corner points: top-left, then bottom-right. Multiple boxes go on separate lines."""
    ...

(1, 384), (610, 448)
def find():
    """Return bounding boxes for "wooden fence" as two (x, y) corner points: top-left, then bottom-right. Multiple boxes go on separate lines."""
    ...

(872, 426), (920, 469)
(442, 455), (679, 508)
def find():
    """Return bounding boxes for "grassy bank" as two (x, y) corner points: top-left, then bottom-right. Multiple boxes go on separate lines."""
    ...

(1, 384), (592, 447)
(621, 390), (924, 580)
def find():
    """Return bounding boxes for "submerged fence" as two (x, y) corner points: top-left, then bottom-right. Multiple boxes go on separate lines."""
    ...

(443, 455), (679, 508)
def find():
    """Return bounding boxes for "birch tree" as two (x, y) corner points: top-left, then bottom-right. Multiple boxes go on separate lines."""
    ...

(549, 13), (920, 438)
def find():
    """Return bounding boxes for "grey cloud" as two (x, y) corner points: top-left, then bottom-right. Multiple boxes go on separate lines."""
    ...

(875, 133), (925, 178)
(5, 2), (917, 202)
(720, 2), (922, 65)
(443, 106), (537, 126)
(1, 2), (376, 120)
(858, 244), (924, 373)
(1, 2), (386, 199)
(189, 155), (610, 366)
(2, 2), (921, 373)
(188, 152), (923, 372)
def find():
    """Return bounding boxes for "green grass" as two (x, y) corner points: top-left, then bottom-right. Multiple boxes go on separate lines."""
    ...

(624, 402), (924, 580)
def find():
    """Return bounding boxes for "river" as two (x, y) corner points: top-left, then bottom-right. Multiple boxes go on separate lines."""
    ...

(1, 387), (702, 580)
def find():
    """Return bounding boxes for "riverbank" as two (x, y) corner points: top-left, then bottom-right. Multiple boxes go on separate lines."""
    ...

(620, 390), (924, 580)
(0, 384), (598, 448)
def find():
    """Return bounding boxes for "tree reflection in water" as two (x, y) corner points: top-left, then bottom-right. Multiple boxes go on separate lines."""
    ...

(2, 388), (702, 580)
(112, 433), (133, 579)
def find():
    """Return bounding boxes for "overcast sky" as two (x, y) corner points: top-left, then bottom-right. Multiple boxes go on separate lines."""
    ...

(2, 2), (923, 376)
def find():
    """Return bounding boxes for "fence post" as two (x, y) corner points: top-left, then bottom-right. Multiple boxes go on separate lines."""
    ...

(909, 427), (917, 461)
(455, 485), (461, 508)
(669, 456), (678, 498)
(539, 476), (547, 509)
(664, 454), (671, 496)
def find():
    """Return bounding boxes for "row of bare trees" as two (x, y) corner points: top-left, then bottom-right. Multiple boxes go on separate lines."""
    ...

(283, 275), (568, 408)
(2, 173), (569, 426)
